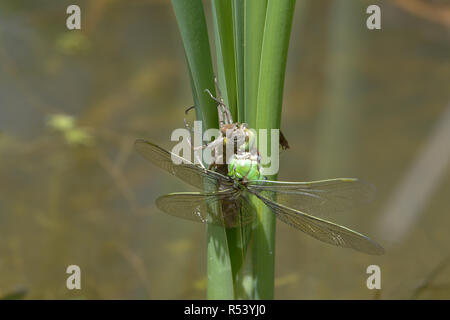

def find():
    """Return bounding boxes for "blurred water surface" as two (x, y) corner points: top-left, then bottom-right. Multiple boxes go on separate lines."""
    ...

(0, 0), (449, 299)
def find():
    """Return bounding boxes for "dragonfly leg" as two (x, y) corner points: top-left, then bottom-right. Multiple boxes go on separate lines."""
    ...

(184, 105), (209, 150)
(185, 105), (195, 115)
(205, 88), (224, 106)
(211, 77), (233, 126)
(183, 105), (197, 137)
(204, 89), (234, 126)
(205, 89), (225, 126)
(213, 76), (233, 125)
(214, 75), (223, 101)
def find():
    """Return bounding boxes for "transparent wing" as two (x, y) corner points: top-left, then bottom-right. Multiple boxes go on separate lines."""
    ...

(135, 139), (232, 190)
(247, 178), (375, 219)
(253, 193), (384, 255)
(155, 189), (255, 228)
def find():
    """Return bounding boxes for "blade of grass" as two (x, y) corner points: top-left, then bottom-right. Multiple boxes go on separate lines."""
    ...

(212, 0), (247, 299)
(227, 0), (269, 299)
(232, 0), (245, 122)
(253, 0), (296, 299)
(172, 0), (296, 300)
(212, 0), (237, 118)
(230, 0), (249, 299)
(213, 0), (249, 298)
(171, 1), (218, 127)
(244, 0), (268, 126)
(171, 0), (234, 299)
(220, 0), (277, 299)
(212, 8), (229, 107)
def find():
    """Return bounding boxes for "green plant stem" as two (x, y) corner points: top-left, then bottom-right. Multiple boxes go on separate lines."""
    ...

(232, 0), (245, 122)
(212, 0), (237, 117)
(172, 0), (296, 300)
(171, 0), (234, 299)
(213, 0), (249, 298)
(244, 0), (268, 127)
(253, 0), (296, 299)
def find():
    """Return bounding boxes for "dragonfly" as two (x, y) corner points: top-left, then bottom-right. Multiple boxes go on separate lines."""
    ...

(135, 139), (385, 255)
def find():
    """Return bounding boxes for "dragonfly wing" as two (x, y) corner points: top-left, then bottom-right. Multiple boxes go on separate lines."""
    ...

(247, 178), (375, 219)
(254, 194), (384, 255)
(155, 189), (255, 228)
(135, 139), (232, 189)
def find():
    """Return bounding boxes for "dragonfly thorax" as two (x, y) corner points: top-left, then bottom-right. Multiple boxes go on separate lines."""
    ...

(228, 152), (264, 182)
(205, 121), (260, 179)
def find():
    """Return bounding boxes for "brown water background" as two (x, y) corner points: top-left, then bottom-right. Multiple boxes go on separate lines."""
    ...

(0, 0), (449, 299)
